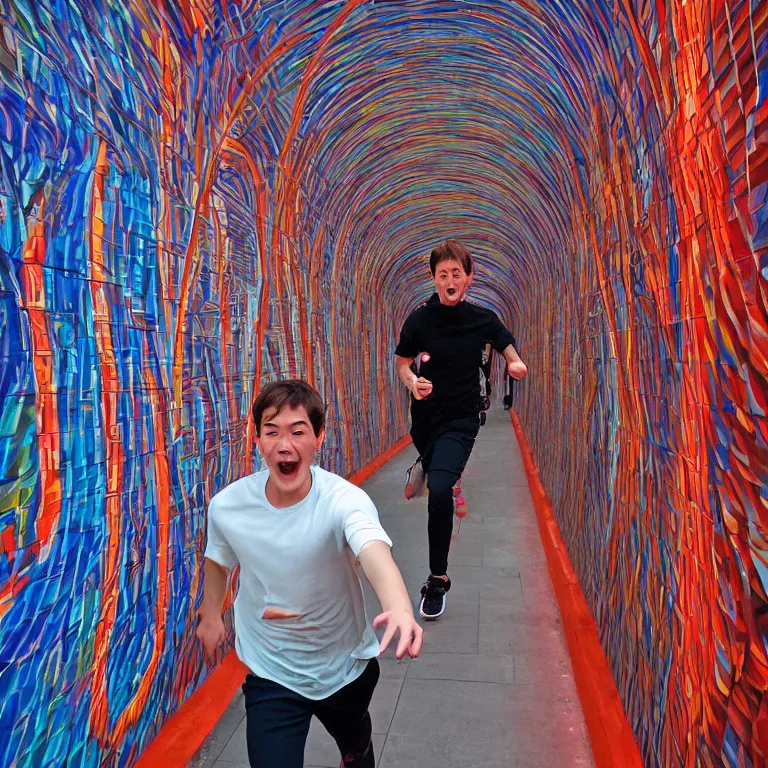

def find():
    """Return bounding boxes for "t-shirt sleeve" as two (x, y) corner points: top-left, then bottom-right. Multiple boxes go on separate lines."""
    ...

(488, 311), (517, 353)
(394, 310), (422, 358)
(338, 488), (393, 557)
(204, 498), (239, 569)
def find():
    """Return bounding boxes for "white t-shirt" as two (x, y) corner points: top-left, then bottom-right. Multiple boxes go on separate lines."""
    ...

(204, 465), (393, 699)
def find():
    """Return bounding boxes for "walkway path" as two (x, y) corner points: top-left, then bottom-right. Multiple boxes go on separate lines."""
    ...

(189, 410), (594, 767)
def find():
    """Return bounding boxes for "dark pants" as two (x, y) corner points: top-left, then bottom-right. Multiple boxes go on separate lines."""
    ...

(412, 417), (479, 576)
(242, 659), (379, 768)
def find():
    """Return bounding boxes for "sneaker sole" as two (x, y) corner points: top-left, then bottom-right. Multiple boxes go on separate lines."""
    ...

(418, 595), (446, 621)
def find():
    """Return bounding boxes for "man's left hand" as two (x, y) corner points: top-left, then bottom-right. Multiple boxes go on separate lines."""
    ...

(373, 610), (424, 659)
(508, 360), (528, 380)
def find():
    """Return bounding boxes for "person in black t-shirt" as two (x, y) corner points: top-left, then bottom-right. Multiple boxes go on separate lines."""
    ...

(395, 240), (528, 620)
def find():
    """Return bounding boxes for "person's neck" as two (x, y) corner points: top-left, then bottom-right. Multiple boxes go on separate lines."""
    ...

(265, 473), (313, 508)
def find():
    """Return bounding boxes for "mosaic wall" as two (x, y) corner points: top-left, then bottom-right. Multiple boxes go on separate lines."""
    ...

(0, 1), (766, 766)
(513, 3), (768, 768)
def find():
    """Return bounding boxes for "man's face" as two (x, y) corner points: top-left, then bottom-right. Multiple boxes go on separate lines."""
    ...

(258, 405), (324, 506)
(433, 258), (473, 306)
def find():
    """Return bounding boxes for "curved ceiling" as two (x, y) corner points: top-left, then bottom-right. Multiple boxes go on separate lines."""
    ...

(250, 0), (615, 323)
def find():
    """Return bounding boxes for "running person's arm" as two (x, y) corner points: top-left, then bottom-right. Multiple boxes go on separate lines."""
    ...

(358, 540), (424, 659)
(501, 344), (528, 380)
(396, 354), (432, 400)
(395, 309), (432, 399)
(197, 558), (229, 662)
(198, 498), (239, 662)
(486, 311), (528, 381)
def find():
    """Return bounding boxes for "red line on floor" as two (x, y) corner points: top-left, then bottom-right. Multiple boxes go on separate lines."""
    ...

(133, 651), (248, 768)
(510, 410), (643, 768)
(347, 435), (412, 486)
(133, 435), (411, 768)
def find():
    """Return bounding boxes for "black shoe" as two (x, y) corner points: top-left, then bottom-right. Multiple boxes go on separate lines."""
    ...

(419, 575), (451, 620)
(340, 739), (374, 767)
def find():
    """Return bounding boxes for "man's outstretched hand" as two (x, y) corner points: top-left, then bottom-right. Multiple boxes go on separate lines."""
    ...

(373, 610), (424, 660)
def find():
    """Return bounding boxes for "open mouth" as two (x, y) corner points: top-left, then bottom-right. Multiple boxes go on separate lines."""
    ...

(446, 288), (457, 296)
(277, 461), (299, 477)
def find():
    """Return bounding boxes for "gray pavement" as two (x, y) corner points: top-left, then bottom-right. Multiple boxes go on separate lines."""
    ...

(188, 409), (594, 768)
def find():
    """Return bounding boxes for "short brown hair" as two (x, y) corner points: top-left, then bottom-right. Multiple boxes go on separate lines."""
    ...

(429, 240), (473, 276)
(251, 379), (326, 437)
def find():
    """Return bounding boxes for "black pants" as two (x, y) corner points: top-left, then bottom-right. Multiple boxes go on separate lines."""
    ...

(412, 417), (479, 575)
(242, 659), (379, 768)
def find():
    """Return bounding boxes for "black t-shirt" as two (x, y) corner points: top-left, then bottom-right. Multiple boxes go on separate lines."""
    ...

(395, 293), (516, 436)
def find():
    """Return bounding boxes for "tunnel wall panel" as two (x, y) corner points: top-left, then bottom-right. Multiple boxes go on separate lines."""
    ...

(0, 3), (404, 766)
(515, 3), (768, 767)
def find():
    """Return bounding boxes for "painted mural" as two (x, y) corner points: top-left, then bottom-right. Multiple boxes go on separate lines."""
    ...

(514, 4), (768, 768)
(0, 1), (765, 766)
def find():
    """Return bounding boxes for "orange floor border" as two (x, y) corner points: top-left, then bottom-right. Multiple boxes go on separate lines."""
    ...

(133, 434), (412, 768)
(510, 410), (643, 768)
(347, 435), (412, 487)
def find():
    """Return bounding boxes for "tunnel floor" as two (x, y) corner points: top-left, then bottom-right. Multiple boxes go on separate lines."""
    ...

(187, 410), (594, 768)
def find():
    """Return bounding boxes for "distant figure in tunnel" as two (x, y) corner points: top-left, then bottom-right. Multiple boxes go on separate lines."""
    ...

(197, 380), (422, 768)
(395, 240), (528, 620)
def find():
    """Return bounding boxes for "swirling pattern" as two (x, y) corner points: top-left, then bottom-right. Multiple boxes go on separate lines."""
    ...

(0, 1), (766, 766)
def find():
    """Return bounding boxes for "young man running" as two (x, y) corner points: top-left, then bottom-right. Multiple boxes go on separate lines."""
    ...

(395, 240), (528, 620)
(198, 379), (422, 768)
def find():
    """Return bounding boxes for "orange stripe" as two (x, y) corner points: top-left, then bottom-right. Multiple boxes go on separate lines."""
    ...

(19, 194), (63, 556)
(170, 29), (313, 418)
(132, 651), (249, 768)
(133, 435), (410, 766)
(89, 141), (173, 747)
(0, 573), (30, 619)
(88, 141), (128, 745)
(509, 410), (643, 768)
(347, 435), (412, 487)
(211, 203), (234, 427)
(271, 0), (371, 377)
(220, 137), (267, 460)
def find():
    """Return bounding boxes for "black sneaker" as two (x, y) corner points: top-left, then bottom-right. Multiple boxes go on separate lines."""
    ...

(419, 575), (451, 620)
(340, 739), (374, 767)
